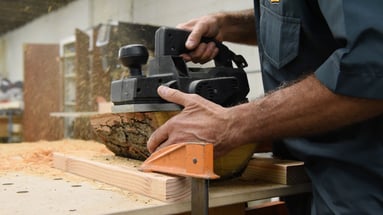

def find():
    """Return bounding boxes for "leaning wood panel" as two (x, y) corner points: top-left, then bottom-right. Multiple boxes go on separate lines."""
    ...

(90, 25), (111, 110)
(75, 29), (91, 112)
(73, 29), (93, 139)
(53, 152), (190, 202)
(23, 44), (63, 141)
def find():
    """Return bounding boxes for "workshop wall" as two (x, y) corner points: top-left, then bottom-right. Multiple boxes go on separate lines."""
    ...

(0, 0), (263, 99)
(0, 38), (5, 77)
(2, 0), (90, 82)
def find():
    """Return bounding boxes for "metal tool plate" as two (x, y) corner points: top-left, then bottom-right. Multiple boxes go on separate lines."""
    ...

(111, 103), (181, 113)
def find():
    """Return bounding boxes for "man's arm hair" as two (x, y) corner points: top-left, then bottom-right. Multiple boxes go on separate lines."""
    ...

(226, 74), (383, 145)
(216, 9), (257, 45)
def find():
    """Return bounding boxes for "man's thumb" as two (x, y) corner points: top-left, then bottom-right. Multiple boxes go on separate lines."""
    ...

(157, 85), (187, 106)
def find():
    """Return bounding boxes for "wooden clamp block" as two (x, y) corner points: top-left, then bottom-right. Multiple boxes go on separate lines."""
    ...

(53, 153), (191, 202)
(241, 154), (310, 185)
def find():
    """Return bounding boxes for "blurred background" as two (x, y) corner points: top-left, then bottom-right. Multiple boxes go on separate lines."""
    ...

(0, 0), (262, 143)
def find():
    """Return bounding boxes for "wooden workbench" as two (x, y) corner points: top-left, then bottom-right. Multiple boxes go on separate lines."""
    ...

(0, 140), (311, 214)
(112, 180), (311, 215)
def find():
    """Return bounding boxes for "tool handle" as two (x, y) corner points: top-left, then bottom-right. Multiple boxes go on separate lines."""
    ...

(154, 27), (247, 68)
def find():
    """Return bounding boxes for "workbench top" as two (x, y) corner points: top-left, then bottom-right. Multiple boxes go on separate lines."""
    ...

(0, 140), (159, 214)
(0, 140), (311, 215)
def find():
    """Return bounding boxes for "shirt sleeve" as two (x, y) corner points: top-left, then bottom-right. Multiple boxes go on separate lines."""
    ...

(314, 0), (383, 99)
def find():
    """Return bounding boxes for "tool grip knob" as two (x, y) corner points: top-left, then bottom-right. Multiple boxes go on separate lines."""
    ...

(118, 44), (149, 76)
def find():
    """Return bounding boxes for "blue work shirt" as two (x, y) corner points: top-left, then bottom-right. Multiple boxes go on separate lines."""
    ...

(253, 0), (383, 214)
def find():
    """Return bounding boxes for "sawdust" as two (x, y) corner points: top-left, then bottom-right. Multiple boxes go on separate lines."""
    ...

(0, 139), (112, 175)
(0, 139), (162, 205)
(0, 139), (119, 186)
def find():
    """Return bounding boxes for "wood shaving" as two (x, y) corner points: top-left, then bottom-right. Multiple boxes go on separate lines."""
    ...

(0, 139), (112, 176)
(0, 139), (161, 204)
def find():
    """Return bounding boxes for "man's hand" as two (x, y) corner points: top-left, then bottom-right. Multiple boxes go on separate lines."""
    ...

(177, 15), (222, 64)
(147, 86), (236, 157)
(176, 9), (257, 63)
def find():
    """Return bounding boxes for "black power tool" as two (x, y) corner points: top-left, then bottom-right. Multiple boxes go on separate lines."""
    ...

(111, 27), (250, 113)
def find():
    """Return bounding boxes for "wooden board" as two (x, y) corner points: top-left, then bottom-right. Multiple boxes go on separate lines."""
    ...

(53, 152), (190, 202)
(241, 155), (310, 185)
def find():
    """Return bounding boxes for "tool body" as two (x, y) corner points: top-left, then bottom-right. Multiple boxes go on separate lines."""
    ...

(111, 27), (250, 112)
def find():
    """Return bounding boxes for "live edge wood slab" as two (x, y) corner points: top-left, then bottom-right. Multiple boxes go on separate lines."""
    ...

(90, 112), (258, 179)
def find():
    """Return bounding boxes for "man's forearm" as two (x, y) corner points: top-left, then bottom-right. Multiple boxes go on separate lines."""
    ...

(227, 75), (383, 145)
(215, 9), (257, 45)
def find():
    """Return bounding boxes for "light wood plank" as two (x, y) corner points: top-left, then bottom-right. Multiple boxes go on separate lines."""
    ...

(241, 155), (310, 185)
(53, 153), (191, 202)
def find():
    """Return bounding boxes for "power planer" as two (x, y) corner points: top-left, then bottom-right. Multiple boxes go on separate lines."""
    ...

(110, 26), (250, 113)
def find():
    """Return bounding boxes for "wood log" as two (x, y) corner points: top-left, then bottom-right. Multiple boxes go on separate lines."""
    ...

(90, 112), (178, 161)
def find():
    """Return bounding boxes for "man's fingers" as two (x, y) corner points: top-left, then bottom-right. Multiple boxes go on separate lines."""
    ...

(147, 124), (169, 153)
(189, 43), (208, 63)
(185, 31), (201, 50)
(177, 21), (202, 50)
(157, 85), (189, 106)
(185, 22), (210, 50)
(181, 42), (217, 63)
(198, 42), (218, 64)
(180, 53), (192, 62)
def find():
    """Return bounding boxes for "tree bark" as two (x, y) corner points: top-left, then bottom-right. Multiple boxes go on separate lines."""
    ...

(90, 112), (178, 161)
